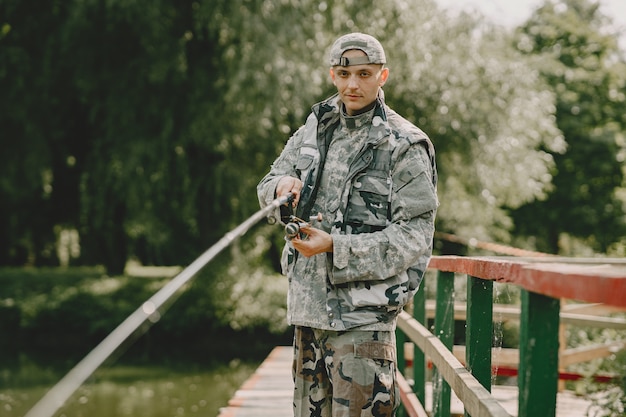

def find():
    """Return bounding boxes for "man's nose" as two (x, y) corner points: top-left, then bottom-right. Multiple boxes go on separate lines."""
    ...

(347, 75), (359, 88)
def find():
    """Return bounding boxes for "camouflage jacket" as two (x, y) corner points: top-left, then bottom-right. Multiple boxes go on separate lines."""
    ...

(257, 93), (438, 331)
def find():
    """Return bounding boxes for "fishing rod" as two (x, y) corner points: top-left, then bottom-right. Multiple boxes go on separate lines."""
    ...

(25, 192), (294, 417)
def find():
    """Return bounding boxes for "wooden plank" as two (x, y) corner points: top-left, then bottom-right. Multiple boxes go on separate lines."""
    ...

(451, 346), (519, 369)
(451, 343), (623, 373)
(444, 344), (620, 380)
(222, 344), (597, 417)
(397, 371), (429, 417)
(433, 232), (551, 258)
(561, 302), (626, 314)
(421, 383), (595, 417)
(428, 256), (626, 307)
(559, 312), (626, 329)
(560, 341), (626, 367)
(398, 311), (513, 417)
(426, 301), (521, 321)
(519, 263), (626, 308)
(217, 346), (293, 417)
(425, 301), (626, 328)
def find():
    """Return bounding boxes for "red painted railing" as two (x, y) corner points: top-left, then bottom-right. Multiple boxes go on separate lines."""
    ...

(430, 256), (626, 308)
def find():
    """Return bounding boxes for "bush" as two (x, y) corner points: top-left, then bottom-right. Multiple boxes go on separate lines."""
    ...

(0, 266), (290, 365)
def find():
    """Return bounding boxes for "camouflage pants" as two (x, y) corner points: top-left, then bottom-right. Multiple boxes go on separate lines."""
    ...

(292, 326), (400, 417)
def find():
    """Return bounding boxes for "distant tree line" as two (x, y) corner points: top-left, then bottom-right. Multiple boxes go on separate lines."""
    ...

(1, 0), (625, 274)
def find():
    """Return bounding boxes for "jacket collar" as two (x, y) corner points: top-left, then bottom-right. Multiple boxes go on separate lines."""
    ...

(312, 92), (391, 147)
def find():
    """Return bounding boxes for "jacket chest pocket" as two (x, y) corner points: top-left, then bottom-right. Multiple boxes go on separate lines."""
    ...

(295, 153), (314, 178)
(345, 171), (390, 231)
(295, 152), (316, 204)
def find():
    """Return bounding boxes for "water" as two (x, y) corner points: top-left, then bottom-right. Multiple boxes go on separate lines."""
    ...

(0, 357), (257, 417)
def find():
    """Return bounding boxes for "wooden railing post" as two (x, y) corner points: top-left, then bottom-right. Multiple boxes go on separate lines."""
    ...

(518, 290), (560, 417)
(465, 275), (493, 417)
(433, 270), (455, 417)
(413, 282), (427, 404)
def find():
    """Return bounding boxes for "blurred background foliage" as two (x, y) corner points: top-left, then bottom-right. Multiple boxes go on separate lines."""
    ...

(1, 0), (625, 273)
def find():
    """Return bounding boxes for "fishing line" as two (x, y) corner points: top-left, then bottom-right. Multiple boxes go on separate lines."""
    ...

(24, 193), (294, 417)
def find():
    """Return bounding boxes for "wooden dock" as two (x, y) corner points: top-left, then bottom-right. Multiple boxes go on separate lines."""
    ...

(218, 346), (596, 417)
(218, 346), (293, 417)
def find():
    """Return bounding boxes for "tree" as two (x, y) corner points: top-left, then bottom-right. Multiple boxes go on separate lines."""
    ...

(512, 0), (626, 253)
(0, 0), (81, 266)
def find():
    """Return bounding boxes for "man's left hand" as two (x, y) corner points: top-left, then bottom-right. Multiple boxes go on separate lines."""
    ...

(292, 225), (333, 257)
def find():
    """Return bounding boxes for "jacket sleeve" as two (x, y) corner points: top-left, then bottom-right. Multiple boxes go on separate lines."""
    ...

(329, 142), (438, 285)
(257, 125), (305, 222)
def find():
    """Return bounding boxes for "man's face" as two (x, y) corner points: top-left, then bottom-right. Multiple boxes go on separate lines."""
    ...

(330, 49), (389, 116)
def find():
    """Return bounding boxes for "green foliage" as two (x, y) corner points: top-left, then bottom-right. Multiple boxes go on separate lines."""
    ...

(2, 0), (625, 302)
(213, 230), (289, 333)
(512, 0), (626, 253)
(380, 7), (565, 245)
(0, 266), (288, 361)
(567, 324), (626, 417)
(0, 0), (568, 271)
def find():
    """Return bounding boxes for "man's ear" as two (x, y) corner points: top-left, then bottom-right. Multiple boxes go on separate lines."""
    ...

(380, 67), (389, 86)
(330, 67), (336, 84)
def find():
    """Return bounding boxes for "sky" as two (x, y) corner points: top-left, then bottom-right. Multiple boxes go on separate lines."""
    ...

(435, 0), (626, 48)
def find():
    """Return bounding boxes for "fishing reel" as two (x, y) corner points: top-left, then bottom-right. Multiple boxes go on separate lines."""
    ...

(278, 193), (322, 240)
(284, 213), (323, 240)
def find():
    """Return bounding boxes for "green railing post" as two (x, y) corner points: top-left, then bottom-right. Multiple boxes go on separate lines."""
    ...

(465, 275), (493, 417)
(518, 290), (560, 417)
(413, 282), (427, 405)
(396, 326), (407, 417)
(397, 326), (406, 373)
(433, 270), (455, 417)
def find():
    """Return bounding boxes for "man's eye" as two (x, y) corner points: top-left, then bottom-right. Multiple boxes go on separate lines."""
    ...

(360, 72), (371, 77)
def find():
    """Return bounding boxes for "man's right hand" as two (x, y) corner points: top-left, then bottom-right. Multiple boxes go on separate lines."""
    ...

(276, 176), (303, 207)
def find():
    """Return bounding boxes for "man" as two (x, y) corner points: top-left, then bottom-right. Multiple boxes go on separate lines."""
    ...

(257, 33), (438, 417)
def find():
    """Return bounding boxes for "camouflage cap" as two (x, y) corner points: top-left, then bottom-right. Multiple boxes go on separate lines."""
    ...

(329, 33), (386, 67)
